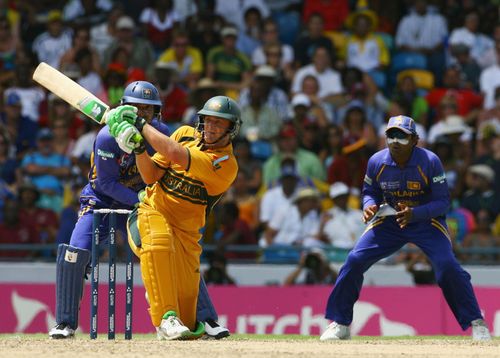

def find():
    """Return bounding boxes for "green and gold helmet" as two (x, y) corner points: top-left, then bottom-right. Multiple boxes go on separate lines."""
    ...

(196, 96), (242, 140)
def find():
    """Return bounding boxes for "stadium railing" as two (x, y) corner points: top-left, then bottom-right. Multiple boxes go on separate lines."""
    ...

(1, 243), (499, 265)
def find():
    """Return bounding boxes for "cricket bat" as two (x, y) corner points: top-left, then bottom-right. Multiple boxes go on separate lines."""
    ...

(32, 62), (141, 142)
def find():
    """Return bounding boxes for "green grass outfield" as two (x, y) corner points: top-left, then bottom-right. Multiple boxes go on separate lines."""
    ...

(1, 333), (496, 341)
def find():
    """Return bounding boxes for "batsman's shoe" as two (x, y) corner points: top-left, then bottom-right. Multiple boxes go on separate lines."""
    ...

(320, 322), (351, 341)
(48, 323), (75, 339)
(182, 321), (206, 340)
(471, 319), (491, 341)
(203, 319), (230, 340)
(157, 311), (190, 341)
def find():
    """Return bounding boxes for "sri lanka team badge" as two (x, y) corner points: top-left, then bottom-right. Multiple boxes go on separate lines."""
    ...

(407, 181), (421, 190)
(394, 115), (414, 127)
(212, 155), (229, 170)
(142, 88), (153, 99)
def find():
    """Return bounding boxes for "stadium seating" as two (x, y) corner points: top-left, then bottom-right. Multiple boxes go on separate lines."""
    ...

(390, 52), (428, 73)
(261, 245), (301, 264)
(375, 32), (394, 54)
(388, 52), (428, 94)
(324, 31), (347, 52)
(368, 69), (387, 93)
(250, 140), (274, 161)
(396, 69), (435, 90)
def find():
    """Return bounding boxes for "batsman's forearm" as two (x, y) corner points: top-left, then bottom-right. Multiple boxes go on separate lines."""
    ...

(135, 152), (163, 185)
(142, 124), (189, 169)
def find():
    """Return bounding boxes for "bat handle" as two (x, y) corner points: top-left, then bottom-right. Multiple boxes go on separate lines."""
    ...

(132, 132), (143, 144)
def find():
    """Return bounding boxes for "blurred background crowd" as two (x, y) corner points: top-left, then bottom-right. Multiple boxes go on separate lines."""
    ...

(0, 0), (499, 281)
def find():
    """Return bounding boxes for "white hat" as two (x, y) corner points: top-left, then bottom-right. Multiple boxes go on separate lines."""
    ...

(292, 187), (319, 203)
(440, 115), (470, 135)
(468, 164), (495, 183)
(477, 118), (500, 140)
(221, 26), (238, 37)
(196, 77), (217, 90)
(255, 65), (276, 78)
(116, 16), (134, 30)
(155, 61), (178, 72)
(291, 93), (311, 108)
(329, 182), (350, 199)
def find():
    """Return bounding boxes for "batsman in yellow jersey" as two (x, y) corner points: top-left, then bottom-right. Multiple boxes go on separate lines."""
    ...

(105, 96), (241, 340)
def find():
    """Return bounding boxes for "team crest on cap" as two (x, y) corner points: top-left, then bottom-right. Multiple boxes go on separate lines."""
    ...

(394, 115), (414, 127)
(142, 88), (153, 99)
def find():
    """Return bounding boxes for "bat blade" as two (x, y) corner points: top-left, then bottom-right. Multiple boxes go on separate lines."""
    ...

(32, 62), (109, 124)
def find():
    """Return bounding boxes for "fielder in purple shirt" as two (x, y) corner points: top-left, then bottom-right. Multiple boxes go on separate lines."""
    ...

(49, 81), (229, 340)
(320, 115), (491, 341)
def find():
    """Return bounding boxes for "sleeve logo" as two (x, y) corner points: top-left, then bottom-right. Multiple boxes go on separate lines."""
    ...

(432, 173), (446, 183)
(212, 154), (229, 170)
(97, 149), (115, 159)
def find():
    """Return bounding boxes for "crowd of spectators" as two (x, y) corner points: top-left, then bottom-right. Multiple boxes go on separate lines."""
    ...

(0, 0), (499, 270)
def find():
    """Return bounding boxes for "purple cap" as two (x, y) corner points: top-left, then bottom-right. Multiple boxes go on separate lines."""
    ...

(385, 115), (417, 135)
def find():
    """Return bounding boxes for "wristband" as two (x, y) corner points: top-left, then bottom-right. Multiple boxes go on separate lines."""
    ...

(133, 140), (146, 155)
(135, 117), (147, 133)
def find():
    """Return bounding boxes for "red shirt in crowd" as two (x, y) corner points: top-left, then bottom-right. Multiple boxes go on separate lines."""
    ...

(160, 86), (188, 124)
(302, 0), (349, 31)
(327, 155), (368, 192)
(19, 207), (59, 242)
(219, 219), (257, 260)
(426, 89), (483, 118)
(0, 218), (39, 258)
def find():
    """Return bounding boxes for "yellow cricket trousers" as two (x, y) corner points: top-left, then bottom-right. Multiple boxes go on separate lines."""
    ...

(127, 206), (201, 330)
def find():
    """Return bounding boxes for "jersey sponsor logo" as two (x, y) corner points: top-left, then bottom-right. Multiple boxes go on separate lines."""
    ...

(432, 173), (446, 183)
(407, 181), (421, 190)
(380, 181), (399, 190)
(97, 149), (115, 159)
(364, 174), (372, 185)
(212, 155), (229, 170)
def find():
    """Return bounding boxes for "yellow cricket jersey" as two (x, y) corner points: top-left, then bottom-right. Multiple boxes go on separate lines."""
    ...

(143, 125), (238, 233)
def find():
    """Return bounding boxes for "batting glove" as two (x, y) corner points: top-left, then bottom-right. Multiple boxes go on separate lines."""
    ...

(112, 122), (144, 154)
(137, 190), (146, 204)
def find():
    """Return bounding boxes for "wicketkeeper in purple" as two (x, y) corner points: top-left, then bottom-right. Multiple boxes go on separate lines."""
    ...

(320, 115), (491, 341)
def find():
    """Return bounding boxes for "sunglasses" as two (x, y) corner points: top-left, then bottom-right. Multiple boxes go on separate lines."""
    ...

(386, 130), (411, 145)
